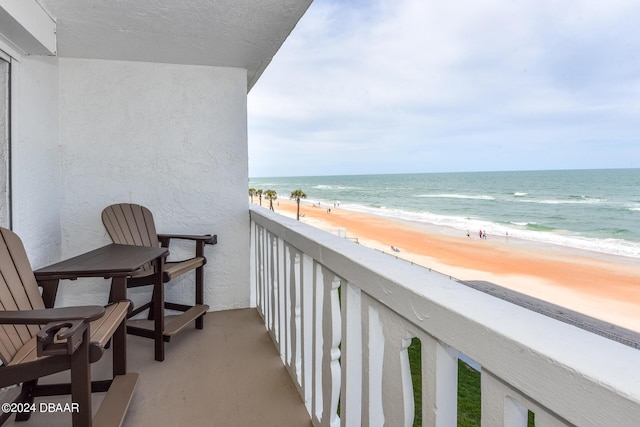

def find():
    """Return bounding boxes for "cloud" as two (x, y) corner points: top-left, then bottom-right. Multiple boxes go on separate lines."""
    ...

(248, 0), (640, 176)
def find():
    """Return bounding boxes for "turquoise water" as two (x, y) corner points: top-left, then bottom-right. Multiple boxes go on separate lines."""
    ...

(249, 169), (640, 258)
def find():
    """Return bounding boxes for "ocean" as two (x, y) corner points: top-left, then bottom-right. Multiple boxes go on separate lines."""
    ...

(249, 169), (640, 259)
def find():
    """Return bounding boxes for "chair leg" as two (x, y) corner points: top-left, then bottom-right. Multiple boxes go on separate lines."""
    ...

(108, 279), (115, 304)
(13, 380), (37, 422)
(195, 265), (204, 330)
(113, 316), (127, 376)
(70, 328), (92, 427)
(147, 287), (156, 321)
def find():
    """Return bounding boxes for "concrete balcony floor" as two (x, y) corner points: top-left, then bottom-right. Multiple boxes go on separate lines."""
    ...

(3, 309), (312, 427)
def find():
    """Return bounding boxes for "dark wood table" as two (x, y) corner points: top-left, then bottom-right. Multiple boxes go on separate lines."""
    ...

(34, 244), (169, 362)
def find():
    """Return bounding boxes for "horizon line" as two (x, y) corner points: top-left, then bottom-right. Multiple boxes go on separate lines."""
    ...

(249, 166), (640, 180)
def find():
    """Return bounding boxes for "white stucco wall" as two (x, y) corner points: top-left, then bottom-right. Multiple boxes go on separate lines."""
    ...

(10, 56), (62, 268)
(57, 58), (250, 311)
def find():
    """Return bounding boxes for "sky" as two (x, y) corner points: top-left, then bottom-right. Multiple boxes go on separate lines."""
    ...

(247, 0), (640, 177)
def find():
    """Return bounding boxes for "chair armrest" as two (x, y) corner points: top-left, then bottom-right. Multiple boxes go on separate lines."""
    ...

(157, 234), (217, 250)
(0, 306), (105, 325)
(37, 319), (88, 356)
(157, 234), (217, 244)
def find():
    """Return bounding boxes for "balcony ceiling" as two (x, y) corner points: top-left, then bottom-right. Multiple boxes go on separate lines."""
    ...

(37, 0), (313, 89)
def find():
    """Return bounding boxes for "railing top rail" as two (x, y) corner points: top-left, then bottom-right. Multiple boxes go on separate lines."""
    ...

(250, 206), (640, 426)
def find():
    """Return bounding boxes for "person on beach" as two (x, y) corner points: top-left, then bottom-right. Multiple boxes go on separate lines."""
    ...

(467, 230), (470, 238)
(479, 230), (483, 239)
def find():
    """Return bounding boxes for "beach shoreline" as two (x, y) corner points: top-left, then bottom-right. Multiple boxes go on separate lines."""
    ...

(257, 197), (640, 332)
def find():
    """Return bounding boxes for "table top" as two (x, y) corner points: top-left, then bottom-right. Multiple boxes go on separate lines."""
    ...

(34, 244), (168, 281)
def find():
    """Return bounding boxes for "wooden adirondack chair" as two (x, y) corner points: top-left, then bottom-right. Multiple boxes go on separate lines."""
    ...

(101, 204), (216, 350)
(0, 227), (137, 426)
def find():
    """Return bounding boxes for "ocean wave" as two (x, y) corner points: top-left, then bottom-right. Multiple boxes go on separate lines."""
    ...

(519, 198), (604, 205)
(525, 223), (556, 232)
(510, 221), (557, 232)
(313, 184), (360, 190)
(597, 228), (630, 235)
(514, 192), (528, 197)
(332, 202), (640, 258)
(414, 194), (496, 201)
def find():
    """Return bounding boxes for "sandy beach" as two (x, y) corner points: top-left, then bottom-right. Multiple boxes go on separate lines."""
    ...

(259, 198), (640, 333)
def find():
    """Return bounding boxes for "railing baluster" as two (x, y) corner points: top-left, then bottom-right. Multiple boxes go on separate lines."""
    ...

(340, 282), (362, 427)
(276, 236), (285, 358)
(366, 302), (385, 427)
(259, 225), (266, 319)
(380, 312), (414, 426)
(421, 336), (458, 427)
(320, 269), (341, 427)
(254, 222), (264, 317)
(504, 396), (529, 427)
(482, 370), (521, 427)
(301, 253), (314, 412)
(249, 220), (256, 307)
(363, 297), (418, 427)
(267, 232), (276, 340)
(310, 264), (342, 426)
(312, 261), (323, 424)
(287, 246), (300, 380)
(482, 369), (571, 427)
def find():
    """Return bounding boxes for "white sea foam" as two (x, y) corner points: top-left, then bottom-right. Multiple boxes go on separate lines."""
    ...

(415, 194), (495, 200)
(336, 202), (640, 258)
(519, 198), (604, 205)
(313, 184), (360, 190)
(514, 192), (528, 197)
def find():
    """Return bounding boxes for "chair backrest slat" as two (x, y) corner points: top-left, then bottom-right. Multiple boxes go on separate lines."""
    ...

(102, 204), (159, 274)
(102, 204), (159, 248)
(0, 228), (45, 364)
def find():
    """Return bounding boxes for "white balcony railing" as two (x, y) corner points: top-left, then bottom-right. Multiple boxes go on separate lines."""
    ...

(249, 206), (640, 427)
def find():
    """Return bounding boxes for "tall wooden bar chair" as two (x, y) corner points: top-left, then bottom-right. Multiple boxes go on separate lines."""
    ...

(101, 203), (216, 360)
(0, 227), (137, 426)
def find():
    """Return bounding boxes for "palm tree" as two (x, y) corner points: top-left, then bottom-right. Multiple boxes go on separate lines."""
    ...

(290, 189), (307, 220)
(256, 189), (263, 206)
(249, 188), (256, 203)
(265, 190), (277, 211)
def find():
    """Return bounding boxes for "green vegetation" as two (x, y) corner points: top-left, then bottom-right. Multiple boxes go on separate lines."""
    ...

(408, 339), (481, 426)
(264, 189), (277, 211)
(290, 189), (307, 220)
(407, 338), (534, 427)
(457, 357), (481, 427)
(408, 338), (422, 426)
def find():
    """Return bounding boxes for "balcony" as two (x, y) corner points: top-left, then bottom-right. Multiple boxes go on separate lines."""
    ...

(2, 207), (639, 426)
(2, 308), (311, 427)
(248, 206), (640, 426)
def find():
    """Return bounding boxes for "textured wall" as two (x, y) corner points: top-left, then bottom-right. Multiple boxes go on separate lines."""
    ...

(10, 56), (62, 268)
(57, 58), (250, 311)
(0, 59), (8, 228)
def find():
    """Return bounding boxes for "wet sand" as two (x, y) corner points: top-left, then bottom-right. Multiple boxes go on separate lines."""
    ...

(263, 198), (640, 332)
